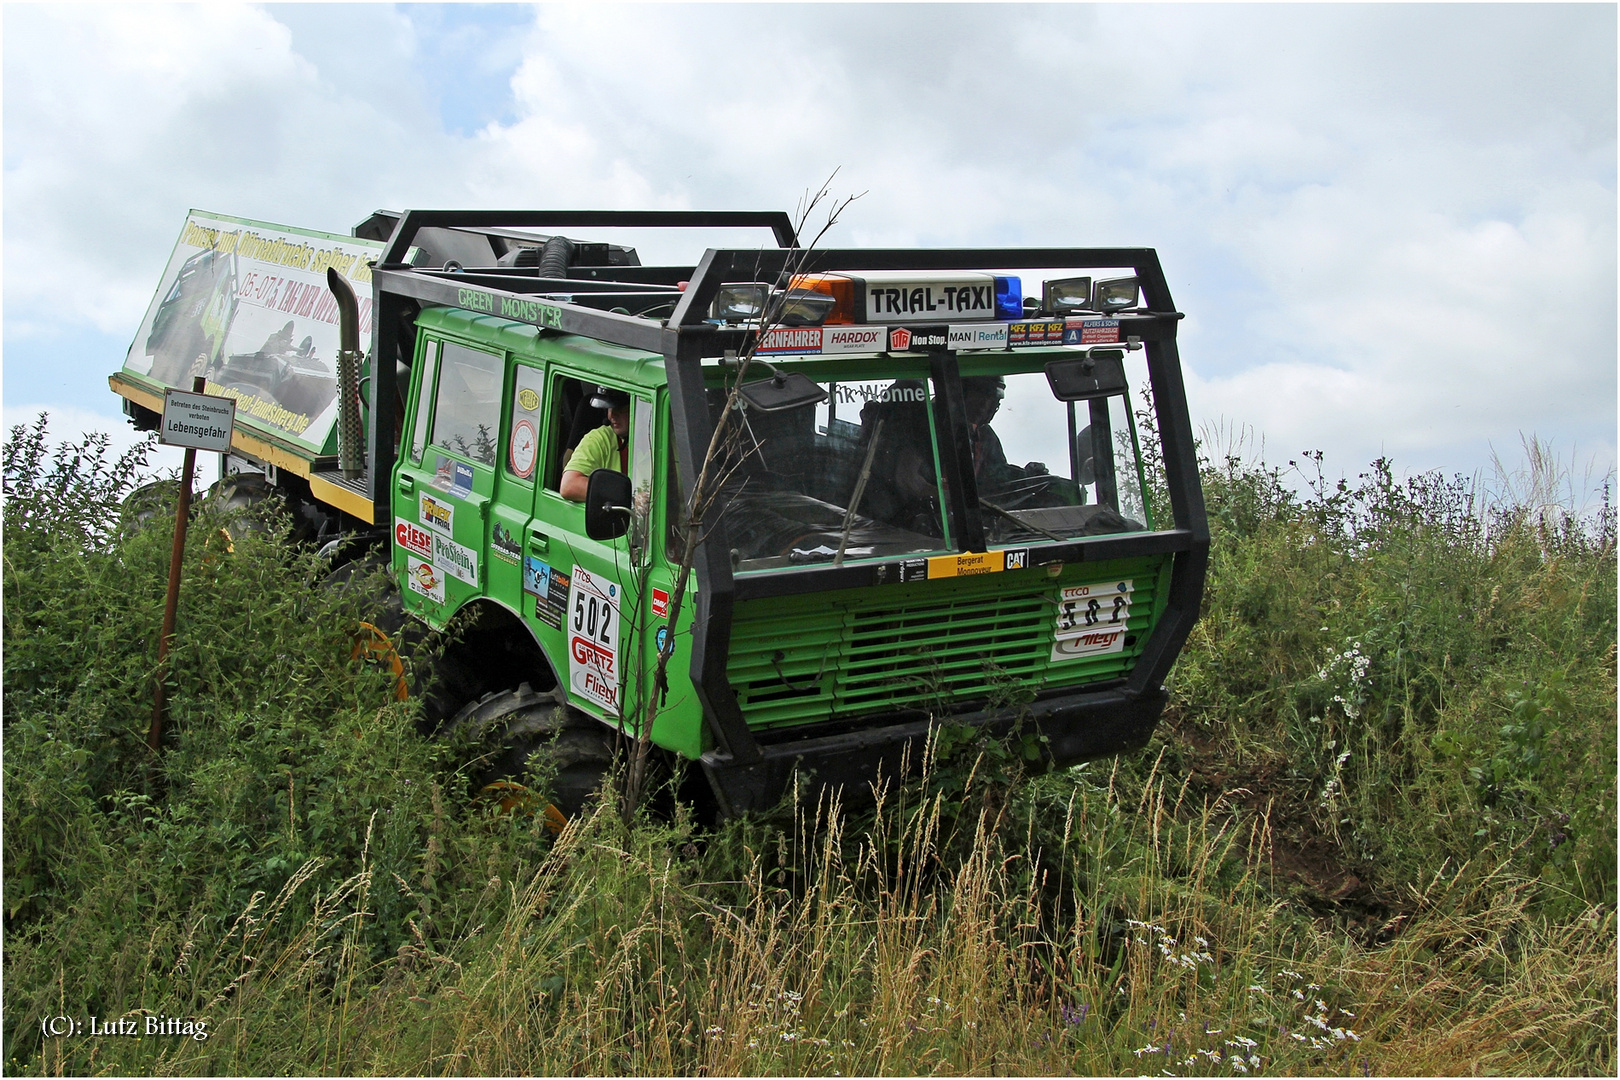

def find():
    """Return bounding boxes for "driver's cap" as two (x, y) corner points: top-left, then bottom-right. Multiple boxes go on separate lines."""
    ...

(962, 375), (1006, 401)
(590, 385), (631, 410)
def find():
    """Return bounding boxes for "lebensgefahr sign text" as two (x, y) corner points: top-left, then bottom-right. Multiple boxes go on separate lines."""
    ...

(123, 212), (384, 455)
(159, 389), (236, 453)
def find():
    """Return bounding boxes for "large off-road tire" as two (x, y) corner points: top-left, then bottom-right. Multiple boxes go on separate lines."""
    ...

(118, 478), (182, 541)
(203, 472), (284, 546)
(448, 683), (620, 818)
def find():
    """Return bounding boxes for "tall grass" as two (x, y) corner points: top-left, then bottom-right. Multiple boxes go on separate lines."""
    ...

(5, 414), (1614, 1075)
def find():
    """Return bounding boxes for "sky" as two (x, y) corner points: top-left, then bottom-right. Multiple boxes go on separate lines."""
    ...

(4, 3), (1615, 505)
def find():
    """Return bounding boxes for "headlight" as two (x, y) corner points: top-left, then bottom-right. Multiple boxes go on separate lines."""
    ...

(711, 283), (769, 322)
(1042, 276), (1094, 315)
(1092, 276), (1140, 313)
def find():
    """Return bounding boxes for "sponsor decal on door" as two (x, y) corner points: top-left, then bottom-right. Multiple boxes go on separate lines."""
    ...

(567, 566), (621, 713)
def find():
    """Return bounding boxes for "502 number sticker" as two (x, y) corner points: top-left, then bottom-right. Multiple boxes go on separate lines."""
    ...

(566, 566), (621, 713)
(1052, 579), (1134, 662)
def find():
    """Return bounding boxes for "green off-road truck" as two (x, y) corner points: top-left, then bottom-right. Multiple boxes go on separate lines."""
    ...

(112, 209), (1208, 816)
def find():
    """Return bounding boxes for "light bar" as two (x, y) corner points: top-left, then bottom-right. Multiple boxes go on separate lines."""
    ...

(768, 288), (838, 327)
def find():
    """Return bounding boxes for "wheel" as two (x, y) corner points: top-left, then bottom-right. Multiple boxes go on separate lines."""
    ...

(203, 472), (282, 547)
(118, 478), (181, 540)
(447, 683), (620, 820)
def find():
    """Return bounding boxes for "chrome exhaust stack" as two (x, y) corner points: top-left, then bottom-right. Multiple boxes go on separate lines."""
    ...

(326, 267), (365, 479)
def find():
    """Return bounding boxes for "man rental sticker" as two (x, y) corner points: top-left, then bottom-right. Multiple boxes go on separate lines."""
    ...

(1052, 579), (1134, 661)
(160, 388), (235, 453)
(567, 566), (621, 713)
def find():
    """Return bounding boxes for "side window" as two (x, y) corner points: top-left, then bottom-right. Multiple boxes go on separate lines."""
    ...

(408, 339), (440, 464)
(546, 375), (598, 490)
(506, 365), (544, 481)
(629, 396), (655, 559)
(429, 341), (503, 466)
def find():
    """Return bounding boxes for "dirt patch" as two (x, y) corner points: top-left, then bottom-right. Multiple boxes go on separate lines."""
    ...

(1164, 720), (1408, 945)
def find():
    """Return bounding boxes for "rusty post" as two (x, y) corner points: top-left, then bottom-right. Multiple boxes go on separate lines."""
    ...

(148, 375), (206, 757)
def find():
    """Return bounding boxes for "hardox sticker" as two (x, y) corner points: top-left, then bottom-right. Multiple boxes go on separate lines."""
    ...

(822, 325), (887, 354)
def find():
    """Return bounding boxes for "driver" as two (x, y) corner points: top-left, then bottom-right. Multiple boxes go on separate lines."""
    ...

(560, 386), (630, 501)
(961, 375), (1017, 489)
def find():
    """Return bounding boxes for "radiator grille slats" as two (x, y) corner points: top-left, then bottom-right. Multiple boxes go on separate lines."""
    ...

(728, 560), (1164, 731)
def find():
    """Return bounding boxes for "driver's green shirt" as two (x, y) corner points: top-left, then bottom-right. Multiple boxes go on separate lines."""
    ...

(565, 424), (626, 477)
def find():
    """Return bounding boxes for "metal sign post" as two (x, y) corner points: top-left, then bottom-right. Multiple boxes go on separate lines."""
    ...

(148, 376), (235, 757)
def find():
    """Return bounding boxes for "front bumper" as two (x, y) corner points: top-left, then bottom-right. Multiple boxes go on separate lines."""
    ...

(700, 683), (1167, 815)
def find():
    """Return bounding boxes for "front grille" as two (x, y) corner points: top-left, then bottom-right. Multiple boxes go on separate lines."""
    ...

(728, 558), (1165, 730)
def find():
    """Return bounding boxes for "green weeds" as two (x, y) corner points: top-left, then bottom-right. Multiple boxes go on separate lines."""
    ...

(4, 415), (1614, 1075)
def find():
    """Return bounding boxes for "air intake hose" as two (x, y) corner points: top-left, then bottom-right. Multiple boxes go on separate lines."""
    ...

(537, 236), (574, 281)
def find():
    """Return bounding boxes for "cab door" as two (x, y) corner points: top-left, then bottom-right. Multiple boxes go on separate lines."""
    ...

(393, 337), (501, 624)
(530, 379), (654, 728)
(486, 361), (545, 618)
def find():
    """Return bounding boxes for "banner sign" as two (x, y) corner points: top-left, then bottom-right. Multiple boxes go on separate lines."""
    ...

(122, 211), (385, 455)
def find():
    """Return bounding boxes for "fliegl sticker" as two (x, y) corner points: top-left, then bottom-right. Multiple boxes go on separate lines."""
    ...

(566, 567), (621, 713)
(1051, 579), (1134, 662)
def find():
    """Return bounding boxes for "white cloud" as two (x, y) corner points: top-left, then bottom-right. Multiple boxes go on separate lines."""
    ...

(4, 2), (1612, 494)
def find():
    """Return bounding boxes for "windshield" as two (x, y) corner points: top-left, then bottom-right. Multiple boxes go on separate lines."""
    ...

(965, 368), (1151, 546)
(705, 372), (954, 571)
(696, 356), (1152, 573)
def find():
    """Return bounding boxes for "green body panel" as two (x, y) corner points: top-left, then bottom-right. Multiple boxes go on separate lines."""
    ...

(728, 555), (1170, 730)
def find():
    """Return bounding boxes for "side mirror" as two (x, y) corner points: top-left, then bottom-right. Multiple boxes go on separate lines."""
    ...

(1045, 352), (1127, 401)
(584, 469), (633, 541)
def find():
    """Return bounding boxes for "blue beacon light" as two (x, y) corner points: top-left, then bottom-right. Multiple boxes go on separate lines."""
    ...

(993, 276), (1023, 321)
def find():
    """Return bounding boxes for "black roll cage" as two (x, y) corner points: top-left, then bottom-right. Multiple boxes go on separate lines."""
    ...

(365, 210), (1208, 810)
